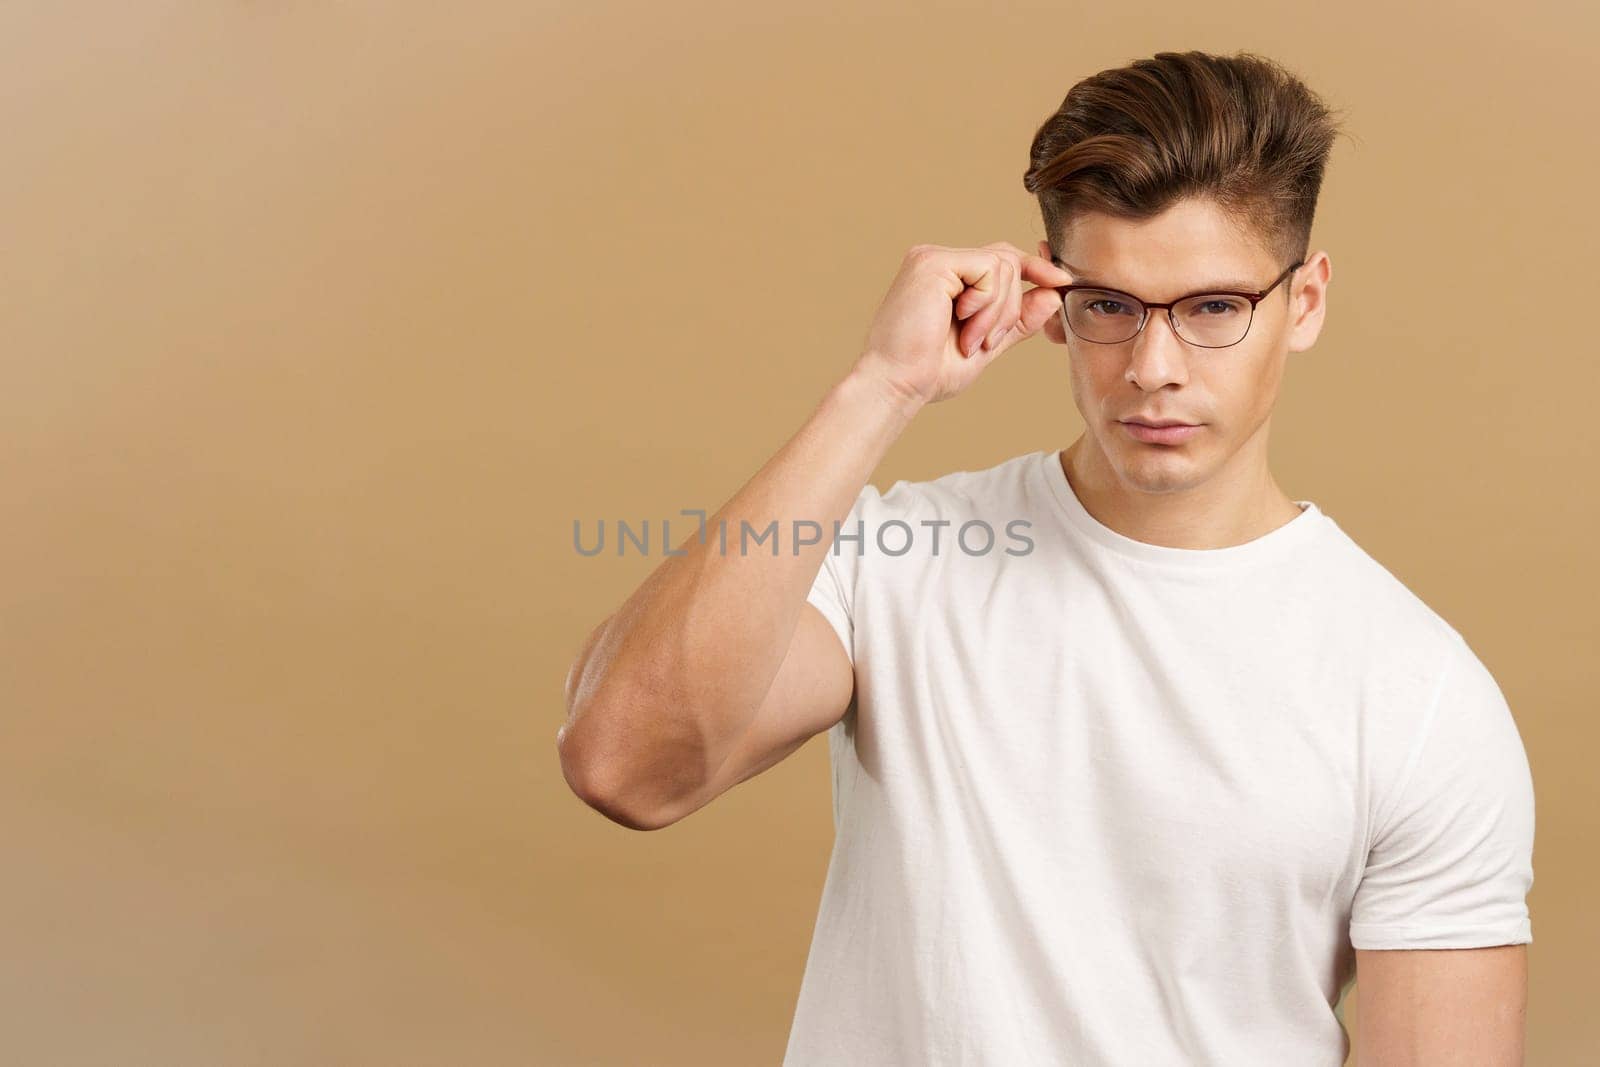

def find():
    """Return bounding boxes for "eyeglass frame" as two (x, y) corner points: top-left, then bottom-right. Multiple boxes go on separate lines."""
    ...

(1047, 256), (1305, 349)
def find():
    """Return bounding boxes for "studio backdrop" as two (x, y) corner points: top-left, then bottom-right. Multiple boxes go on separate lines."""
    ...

(1, 3), (1595, 1064)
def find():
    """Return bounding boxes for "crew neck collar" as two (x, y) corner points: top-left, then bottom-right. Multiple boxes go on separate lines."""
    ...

(1038, 447), (1325, 570)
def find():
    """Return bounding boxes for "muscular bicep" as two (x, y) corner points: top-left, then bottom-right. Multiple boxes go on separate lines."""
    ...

(673, 602), (854, 818)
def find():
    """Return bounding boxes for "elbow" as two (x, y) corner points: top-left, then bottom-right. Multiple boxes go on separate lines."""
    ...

(558, 627), (707, 831)
(559, 620), (672, 829)
(556, 718), (689, 832)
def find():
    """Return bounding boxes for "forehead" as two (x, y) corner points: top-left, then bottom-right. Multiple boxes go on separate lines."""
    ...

(1058, 196), (1275, 295)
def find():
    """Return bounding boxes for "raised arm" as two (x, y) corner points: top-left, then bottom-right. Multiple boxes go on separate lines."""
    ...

(557, 364), (917, 830)
(556, 243), (1072, 829)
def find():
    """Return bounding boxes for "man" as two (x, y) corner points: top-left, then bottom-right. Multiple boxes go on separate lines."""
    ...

(558, 50), (1534, 1065)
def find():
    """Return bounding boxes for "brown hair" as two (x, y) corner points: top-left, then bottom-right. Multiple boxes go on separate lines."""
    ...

(1023, 50), (1350, 271)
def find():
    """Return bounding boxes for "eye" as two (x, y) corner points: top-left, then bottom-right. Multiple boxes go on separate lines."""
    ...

(1086, 298), (1134, 316)
(1195, 298), (1244, 315)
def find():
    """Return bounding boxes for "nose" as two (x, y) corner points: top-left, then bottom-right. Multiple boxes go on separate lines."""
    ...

(1125, 310), (1190, 390)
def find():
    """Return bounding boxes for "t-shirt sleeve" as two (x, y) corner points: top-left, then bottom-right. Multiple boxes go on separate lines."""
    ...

(1348, 635), (1536, 950)
(802, 483), (884, 668)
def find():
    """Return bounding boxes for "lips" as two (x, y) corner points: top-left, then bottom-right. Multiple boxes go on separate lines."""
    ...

(1119, 420), (1203, 445)
(1122, 417), (1197, 428)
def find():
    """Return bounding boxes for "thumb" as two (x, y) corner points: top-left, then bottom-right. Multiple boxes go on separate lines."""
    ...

(972, 286), (1063, 363)
(1018, 284), (1064, 336)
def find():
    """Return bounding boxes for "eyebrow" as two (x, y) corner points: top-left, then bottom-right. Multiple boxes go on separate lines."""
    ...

(1058, 263), (1262, 294)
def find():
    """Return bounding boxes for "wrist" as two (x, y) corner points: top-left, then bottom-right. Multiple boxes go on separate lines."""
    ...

(841, 358), (926, 424)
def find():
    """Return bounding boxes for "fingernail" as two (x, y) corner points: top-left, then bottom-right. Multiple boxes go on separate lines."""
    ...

(986, 327), (1003, 350)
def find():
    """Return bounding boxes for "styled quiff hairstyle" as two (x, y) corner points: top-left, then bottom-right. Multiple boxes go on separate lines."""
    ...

(1023, 50), (1349, 272)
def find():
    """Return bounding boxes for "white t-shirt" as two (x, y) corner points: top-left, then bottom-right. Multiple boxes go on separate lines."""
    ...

(786, 447), (1535, 1066)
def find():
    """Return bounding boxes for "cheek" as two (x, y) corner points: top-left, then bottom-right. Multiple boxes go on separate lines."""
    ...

(1067, 350), (1126, 405)
(1205, 358), (1283, 429)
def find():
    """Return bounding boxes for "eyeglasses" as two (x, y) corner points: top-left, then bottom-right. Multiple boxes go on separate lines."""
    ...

(1048, 256), (1304, 349)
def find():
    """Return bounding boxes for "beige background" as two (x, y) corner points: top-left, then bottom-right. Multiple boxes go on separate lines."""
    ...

(2, 3), (1595, 1064)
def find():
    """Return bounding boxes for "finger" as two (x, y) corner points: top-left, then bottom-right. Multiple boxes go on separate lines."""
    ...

(967, 254), (1016, 356)
(982, 266), (1020, 353)
(951, 251), (1000, 355)
(1018, 282), (1065, 336)
(986, 240), (1034, 263)
(1002, 259), (1024, 341)
(983, 240), (1071, 289)
(978, 281), (1065, 359)
(947, 251), (998, 310)
(1021, 252), (1073, 288)
(974, 258), (1016, 354)
(952, 250), (999, 319)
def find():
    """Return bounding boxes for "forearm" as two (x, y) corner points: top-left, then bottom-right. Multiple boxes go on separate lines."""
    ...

(558, 364), (921, 814)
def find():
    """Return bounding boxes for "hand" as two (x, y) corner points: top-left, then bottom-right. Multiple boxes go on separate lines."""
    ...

(854, 241), (1073, 406)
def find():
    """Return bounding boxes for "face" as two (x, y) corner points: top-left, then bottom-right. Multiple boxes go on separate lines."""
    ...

(1038, 196), (1330, 497)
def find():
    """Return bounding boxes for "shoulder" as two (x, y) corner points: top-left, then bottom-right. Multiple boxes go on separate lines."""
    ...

(861, 448), (1043, 521)
(1306, 522), (1531, 825)
(1310, 517), (1469, 656)
(828, 450), (1044, 571)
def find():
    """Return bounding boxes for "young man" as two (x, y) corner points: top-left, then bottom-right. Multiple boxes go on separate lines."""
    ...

(558, 50), (1535, 1065)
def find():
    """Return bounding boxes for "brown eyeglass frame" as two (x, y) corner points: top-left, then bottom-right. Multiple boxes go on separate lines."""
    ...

(1048, 256), (1305, 349)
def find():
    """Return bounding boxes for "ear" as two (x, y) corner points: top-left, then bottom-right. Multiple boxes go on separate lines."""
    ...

(1285, 250), (1331, 354)
(1037, 239), (1067, 346)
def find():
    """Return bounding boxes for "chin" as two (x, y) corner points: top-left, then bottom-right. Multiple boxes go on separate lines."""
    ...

(1105, 433), (1211, 494)
(1119, 463), (1207, 495)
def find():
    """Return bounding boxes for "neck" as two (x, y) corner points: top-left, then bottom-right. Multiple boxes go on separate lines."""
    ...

(1060, 427), (1304, 551)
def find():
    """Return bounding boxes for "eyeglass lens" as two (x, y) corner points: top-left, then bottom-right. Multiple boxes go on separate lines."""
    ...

(1063, 291), (1255, 348)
